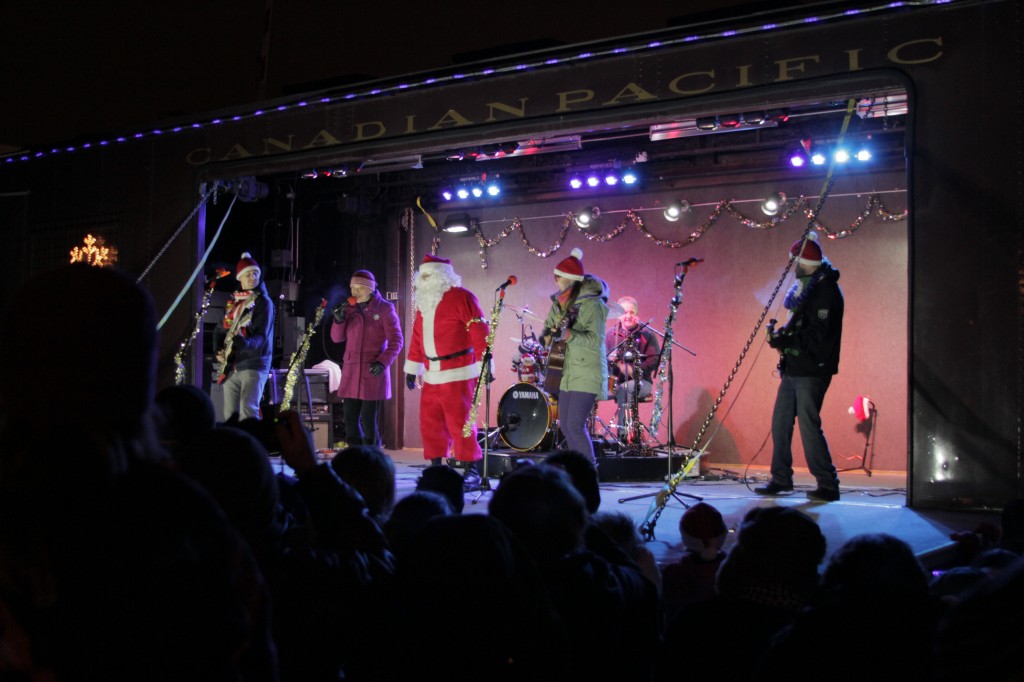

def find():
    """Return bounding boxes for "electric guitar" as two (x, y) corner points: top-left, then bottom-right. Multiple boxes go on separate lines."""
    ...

(214, 301), (257, 384)
(766, 318), (791, 372)
(543, 304), (579, 396)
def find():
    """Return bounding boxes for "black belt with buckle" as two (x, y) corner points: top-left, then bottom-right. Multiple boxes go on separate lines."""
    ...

(426, 348), (472, 362)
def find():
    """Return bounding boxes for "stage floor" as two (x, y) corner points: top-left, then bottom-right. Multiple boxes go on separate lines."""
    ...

(289, 446), (998, 572)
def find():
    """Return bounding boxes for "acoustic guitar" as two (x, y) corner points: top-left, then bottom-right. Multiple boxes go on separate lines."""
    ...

(543, 305), (578, 396)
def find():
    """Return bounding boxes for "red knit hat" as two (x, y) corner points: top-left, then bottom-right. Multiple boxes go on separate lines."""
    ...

(680, 501), (728, 560)
(235, 252), (261, 280)
(554, 248), (585, 281)
(790, 232), (823, 267)
(419, 253), (454, 276)
(350, 270), (376, 291)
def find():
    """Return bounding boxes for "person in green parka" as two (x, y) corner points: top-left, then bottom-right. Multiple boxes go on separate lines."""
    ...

(540, 248), (610, 464)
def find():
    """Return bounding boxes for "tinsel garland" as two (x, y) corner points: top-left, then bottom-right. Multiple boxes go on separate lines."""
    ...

(281, 300), (328, 411)
(466, 194), (906, 268)
(173, 276), (222, 385)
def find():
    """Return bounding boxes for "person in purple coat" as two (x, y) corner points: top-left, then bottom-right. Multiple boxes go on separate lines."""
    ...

(330, 270), (404, 446)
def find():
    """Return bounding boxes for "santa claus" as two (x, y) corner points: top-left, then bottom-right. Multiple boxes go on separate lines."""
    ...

(404, 254), (490, 466)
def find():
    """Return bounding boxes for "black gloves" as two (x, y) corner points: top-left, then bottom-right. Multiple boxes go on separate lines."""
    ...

(406, 374), (418, 390)
(369, 361), (384, 376)
(767, 333), (786, 350)
(332, 302), (347, 323)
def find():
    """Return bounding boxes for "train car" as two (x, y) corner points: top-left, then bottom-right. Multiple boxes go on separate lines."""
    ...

(1, 0), (1020, 511)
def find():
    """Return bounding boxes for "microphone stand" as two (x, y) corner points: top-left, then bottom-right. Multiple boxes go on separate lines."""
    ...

(618, 265), (703, 507)
(467, 285), (507, 502)
(636, 320), (695, 454)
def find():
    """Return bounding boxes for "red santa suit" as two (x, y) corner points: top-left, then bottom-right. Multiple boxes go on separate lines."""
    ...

(404, 256), (490, 462)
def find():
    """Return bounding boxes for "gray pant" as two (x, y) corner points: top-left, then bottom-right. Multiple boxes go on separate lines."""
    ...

(770, 374), (839, 491)
(558, 390), (598, 463)
(614, 379), (652, 436)
(222, 368), (269, 421)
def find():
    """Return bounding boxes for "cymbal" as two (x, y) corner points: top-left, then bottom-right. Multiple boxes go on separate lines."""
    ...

(506, 304), (545, 321)
(606, 300), (625, 316)
(608, 351), (648, 360)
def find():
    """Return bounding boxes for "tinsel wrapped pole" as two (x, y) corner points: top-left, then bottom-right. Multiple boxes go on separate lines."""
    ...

(174, 270), (228, 385)
(281, 299), (328, 411)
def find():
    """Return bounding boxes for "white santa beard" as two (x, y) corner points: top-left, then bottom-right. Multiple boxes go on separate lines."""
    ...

(415, 271), (461, 312)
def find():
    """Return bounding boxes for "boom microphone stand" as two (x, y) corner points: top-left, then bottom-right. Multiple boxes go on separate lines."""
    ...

(466, 277), (514, 502)
(618, 260), (703, 507)
(636, 320), (696, 453)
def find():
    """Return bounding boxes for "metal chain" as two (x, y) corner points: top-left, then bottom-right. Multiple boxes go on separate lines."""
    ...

(640, 100), (856, 541)
(136, 184), (218, 284)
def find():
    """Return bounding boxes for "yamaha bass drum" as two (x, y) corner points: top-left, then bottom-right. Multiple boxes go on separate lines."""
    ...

(497, 382), (559, 451)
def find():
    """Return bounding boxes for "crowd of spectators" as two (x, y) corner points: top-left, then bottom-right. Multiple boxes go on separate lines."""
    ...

(2, 264), (1021, 681)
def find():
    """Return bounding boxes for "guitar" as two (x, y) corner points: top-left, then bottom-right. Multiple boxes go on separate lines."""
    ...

(543, 305), (579, 396)
(766, 318), (791, 372)
(214, 297), (257, 384)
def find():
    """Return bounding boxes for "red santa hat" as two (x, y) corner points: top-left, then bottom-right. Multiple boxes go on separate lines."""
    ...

(554, 248), (585, 281)
(790, 232), (823, 267)
(680, 501), (728, 560)
(419, 253), (455, 277)
(235, 252), (261, 280)
(350, 270), (377, 291)
(849, 394), (874, 422)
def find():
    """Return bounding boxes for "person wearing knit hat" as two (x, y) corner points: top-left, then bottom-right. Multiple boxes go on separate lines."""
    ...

(404, 253), (491, 474)
(756, 231), (844, 501)
(215, 251), (274, 421)
(540, 247), (611, 464)
(329, 269), (403, 446)
(661, 502), (729, 619)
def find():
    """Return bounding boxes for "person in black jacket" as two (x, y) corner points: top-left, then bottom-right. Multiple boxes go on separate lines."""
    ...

(216, 252), (275, 421)
(756, 232), (843, 501)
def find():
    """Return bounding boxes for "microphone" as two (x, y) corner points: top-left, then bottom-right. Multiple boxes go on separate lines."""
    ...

(676, 258), (704, 267)
(347, 296), (358, 306)
(496, 275), (518, 291)
(207, 268), (231, 282)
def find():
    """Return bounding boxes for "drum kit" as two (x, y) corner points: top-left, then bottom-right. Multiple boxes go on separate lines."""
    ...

(495, 304), (658, 454)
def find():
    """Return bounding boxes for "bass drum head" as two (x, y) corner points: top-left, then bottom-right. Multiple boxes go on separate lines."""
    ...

(497, 383), (556, 452)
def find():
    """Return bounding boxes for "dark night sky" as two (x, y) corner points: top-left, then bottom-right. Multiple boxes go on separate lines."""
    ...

(1, 0), (764, 151)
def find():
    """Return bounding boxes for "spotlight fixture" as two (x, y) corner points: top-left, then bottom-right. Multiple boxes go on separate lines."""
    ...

(717, 113), (741, 128)
(855, 147), (872, 161)
(834, 148), (851, 163)
(485, 182), (501, 197)
(443, 213), (473, 234)
(761, 192), (787, 217)
(695, 116), (718, 131)
(621, 170), (638, 185)
(810, 149), (827, 165)
(663, 200), (690, 222)
(569, 175), (583, 189)
(574, 206), (600, 228)
(441, 187), (454, 201)
(789, 151), (806, 168)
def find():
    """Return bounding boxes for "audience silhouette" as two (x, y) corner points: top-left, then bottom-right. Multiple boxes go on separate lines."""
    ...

(656, 505), (825, 682)
(490, 462), (660, 681)
(0, 264), (276, 680)
(4, 263), (1019, 681)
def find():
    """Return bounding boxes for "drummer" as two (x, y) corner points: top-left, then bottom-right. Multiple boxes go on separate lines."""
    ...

(605, 296), (661, 439)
